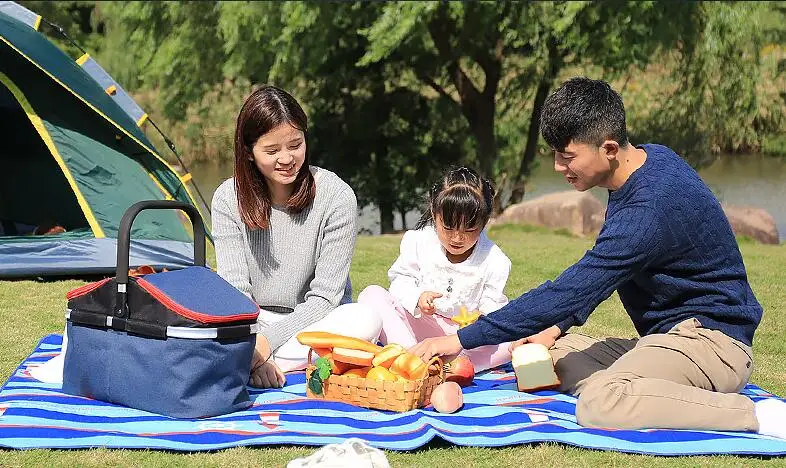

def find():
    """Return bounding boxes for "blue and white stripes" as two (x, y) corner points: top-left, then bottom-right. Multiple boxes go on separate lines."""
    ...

(1, 334), (785, 455)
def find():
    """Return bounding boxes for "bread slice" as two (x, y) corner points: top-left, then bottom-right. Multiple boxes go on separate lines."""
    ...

(332, 347), (374, 367)
(512, 343), (560, 392)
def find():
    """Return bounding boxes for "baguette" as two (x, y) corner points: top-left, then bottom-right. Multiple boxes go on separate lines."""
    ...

(296, 331), (382, 354)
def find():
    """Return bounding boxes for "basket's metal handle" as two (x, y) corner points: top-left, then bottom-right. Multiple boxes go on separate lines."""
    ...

(114, 200), (206, 317)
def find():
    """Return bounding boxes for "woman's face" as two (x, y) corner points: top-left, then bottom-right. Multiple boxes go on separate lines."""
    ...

(250, 123), (306, 190)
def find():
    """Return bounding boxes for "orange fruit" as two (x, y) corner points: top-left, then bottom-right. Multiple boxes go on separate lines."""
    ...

(343, 367), (371, 378)
(366, 366), (397, 382)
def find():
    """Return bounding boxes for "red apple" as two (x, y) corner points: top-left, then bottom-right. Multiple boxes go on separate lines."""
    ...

(444, 356), (475, 387)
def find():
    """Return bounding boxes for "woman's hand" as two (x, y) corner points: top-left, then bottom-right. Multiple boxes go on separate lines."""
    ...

(417, 291), (443, 315)
(250, 360), (286, 388)
(409, 334), (463, 363)
(508, 325), (562, 352)
(248, 335), (285, 388)
(254, 335), (273, 363)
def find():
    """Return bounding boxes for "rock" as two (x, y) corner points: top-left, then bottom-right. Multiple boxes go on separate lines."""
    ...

(722, 204), (779, 245)
(495, 191), (605, 237)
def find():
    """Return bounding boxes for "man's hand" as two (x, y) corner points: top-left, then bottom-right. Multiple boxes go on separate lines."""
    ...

(508, 325), (562, 352)
(409, 334), (463, 363)
(250, 360), (286, 388)
(417, 291), (443, 315)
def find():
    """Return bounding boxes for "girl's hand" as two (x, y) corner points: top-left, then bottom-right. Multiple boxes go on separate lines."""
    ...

(508, 325), (562, 352)
(250, 360), (286, 388)
(417, 291), (443, 315)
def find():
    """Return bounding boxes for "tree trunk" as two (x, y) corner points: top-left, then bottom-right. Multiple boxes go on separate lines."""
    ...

(508, 77), (551, 205)
(373, 153), (396, 234)
(399, 209), (408, 231)
(508, 39), (562, 206)
(378, 200), (395, 234)
(471, 105), (497, 179)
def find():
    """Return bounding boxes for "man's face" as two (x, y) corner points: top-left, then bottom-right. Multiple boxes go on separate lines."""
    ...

(553, 141), (615, 191)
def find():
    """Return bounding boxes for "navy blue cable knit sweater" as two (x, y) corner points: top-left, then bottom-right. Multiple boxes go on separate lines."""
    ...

(458, 144), (763, 349)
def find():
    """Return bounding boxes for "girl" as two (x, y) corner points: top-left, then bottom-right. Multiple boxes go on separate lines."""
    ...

(212, 85), (381, 388)
(358, 166), (512, 371)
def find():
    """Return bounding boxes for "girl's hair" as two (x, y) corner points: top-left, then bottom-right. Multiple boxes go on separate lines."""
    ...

(233, 85), (316, 229)
(415, 166), (495, 230)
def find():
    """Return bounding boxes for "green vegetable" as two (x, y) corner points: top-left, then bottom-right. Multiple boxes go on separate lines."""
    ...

(308, 357), (333, 395)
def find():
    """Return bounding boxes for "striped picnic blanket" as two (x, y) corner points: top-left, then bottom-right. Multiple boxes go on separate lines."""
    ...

(1, 334), (785, 455)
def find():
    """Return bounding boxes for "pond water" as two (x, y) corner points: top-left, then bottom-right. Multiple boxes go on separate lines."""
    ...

(189, 154), (786, 241)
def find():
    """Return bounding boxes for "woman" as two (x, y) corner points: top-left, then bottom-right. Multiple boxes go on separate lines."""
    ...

(212, 85), (381, 389)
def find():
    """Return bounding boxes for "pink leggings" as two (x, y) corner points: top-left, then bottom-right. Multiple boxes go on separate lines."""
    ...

(357, 285), (512, 372)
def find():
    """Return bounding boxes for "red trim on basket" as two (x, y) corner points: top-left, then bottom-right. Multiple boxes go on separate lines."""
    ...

(136, 278), (260, 324)
(66, 278), (112, 300)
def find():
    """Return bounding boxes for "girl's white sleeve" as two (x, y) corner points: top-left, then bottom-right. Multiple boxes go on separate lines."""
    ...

(388, 230), (425, 317)
(477, 251), (512, 314)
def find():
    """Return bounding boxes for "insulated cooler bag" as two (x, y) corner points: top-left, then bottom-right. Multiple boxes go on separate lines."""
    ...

(62, 200), (260, 418)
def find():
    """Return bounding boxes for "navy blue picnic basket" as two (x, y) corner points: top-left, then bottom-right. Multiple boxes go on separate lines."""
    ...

(62, 200), (260, 418)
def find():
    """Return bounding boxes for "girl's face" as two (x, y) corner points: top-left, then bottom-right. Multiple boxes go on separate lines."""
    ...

(434, 214), (482, 262)
(251, 123), (306, 191)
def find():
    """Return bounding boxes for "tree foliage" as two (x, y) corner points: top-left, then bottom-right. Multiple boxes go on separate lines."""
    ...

(16, 1), (786, 228)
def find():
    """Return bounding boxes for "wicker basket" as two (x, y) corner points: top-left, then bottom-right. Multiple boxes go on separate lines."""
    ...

(305, 349), (444, 412)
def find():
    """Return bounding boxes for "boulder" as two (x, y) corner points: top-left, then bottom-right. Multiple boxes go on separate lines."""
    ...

(722, 204), (780, 245)
(495, 191), (605, 237)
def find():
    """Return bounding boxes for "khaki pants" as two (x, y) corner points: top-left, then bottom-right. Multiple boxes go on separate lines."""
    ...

(551, 318), (759, 431)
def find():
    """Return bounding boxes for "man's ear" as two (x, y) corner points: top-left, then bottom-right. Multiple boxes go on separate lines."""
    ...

(600, 140), (620, 160)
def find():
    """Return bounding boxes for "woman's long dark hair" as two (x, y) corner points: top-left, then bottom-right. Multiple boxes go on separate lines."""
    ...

(414, 166), (495, 230)
(233, 85), (316, 229)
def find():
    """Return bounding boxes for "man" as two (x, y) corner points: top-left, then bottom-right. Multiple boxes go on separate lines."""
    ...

(411, 77), (786, 438)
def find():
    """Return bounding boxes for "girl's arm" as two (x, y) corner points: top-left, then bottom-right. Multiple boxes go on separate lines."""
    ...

(477, 251), (512, 314)
(212, 182), (253, 297)
(260, 187), (358, 352)
(388, 230), (425, 317)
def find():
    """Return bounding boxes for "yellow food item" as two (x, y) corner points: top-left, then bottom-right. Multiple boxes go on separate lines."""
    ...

(366, 366), (398, 382)
(343, 367), (371, 378)
(451, 306), (481, 328)
(372, 343), (406, 368)
(389, 352), (428, 380)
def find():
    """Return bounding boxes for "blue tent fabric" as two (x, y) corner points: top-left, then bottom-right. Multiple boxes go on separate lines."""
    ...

(0, 239), (193, 277)
(1, 334), (786, 455)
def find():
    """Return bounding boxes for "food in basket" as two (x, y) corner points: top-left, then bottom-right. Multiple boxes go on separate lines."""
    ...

(389, 352), (429, 380)
(298, 331), (446, 411)
(444, 355), (475, 387)
(430, 382), (464, 413)
(371, 343), (406, 367)
(366, 366), (398, 381)
(343, 367), (371, 378)
(512, 343), (560, 392)
(296, 331), (383, 354)
(332, 347), (375, 367)
(451, 306), (481, 328)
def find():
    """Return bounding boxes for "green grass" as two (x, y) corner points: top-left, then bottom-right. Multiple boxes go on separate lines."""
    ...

(1, 224), (785, 467)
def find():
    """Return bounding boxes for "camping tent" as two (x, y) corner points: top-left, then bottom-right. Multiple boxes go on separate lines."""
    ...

(0, 2), (209, 278)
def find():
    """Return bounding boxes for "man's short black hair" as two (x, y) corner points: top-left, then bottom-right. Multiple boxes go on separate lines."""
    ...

(540, 77), (629, 152)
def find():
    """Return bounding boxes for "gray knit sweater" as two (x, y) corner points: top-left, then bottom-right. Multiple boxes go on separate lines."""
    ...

(211, 166), (357, 351)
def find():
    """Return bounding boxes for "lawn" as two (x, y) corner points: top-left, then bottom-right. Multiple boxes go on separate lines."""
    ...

(0, 224), (784, 467)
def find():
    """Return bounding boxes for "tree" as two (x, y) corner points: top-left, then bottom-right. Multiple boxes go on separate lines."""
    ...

(643, 2), (784, 167)
(358, 1), (704, 207)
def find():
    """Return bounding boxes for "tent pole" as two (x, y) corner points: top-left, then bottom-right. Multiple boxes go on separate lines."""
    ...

(38, 17), (212, 215)
(148, 117), (211, 214)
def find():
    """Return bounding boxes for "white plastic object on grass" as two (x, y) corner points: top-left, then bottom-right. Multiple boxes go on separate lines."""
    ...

(286, 438), (390, 468)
